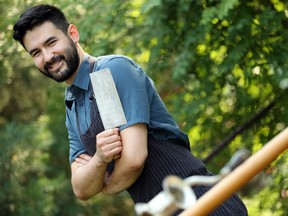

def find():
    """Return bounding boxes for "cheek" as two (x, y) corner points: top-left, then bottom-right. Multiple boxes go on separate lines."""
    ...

(33, 57), (44, 70)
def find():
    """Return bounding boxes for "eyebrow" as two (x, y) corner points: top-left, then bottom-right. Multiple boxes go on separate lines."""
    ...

(28, 36), (57, 56)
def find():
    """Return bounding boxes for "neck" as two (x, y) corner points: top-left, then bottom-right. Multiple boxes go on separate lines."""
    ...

(65, 43), (85, 85)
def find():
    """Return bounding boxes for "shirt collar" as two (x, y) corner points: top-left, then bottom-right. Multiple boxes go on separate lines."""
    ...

(65, 53), (91, 110)
(72, 53), (91, 91)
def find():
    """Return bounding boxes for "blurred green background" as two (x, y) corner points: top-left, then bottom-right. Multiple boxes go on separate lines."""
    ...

(0, 0), (287, 215)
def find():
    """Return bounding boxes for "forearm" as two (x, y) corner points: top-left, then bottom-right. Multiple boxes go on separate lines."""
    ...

(71, 155), (107, 200)
(102, 124), (148, 194)
(71, 128), (123, 200)
(102, 159), (145, 194)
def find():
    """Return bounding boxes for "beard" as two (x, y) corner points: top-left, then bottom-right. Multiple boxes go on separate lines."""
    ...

(39, 39), (79, 82)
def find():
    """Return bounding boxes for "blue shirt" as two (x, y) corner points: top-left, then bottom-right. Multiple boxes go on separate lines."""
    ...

(65, 54), (190, 164)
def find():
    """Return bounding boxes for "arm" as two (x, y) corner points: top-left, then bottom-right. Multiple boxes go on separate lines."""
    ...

(71, 128), (122, 200)
(102, 123), (148, 194)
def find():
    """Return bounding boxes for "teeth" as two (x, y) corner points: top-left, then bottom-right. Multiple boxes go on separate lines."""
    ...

(49, 61), (58, 68)
(49, 60), (62, 69)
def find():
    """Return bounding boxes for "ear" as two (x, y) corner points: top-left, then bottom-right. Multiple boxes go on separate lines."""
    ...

(67, 24), (80, 42)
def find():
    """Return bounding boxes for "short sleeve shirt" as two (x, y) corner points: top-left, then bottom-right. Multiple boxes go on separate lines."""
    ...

(65, 54), (189, 164)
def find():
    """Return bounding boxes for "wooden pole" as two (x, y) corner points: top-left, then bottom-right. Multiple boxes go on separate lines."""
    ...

(180, 128), (288, 216)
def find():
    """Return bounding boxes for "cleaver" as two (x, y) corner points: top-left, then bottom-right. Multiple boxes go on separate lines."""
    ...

(89, 68), (127, 130)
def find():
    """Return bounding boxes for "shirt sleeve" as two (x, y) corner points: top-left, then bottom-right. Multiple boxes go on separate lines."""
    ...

(66, 106), (87, 164)
(103, 57), (151, 130)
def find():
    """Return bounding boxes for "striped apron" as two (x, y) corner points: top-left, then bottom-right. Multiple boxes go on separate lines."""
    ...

(75, 58), (248, 215)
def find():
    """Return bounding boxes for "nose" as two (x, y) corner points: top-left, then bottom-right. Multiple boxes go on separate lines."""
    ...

(42, 49), (54, 63)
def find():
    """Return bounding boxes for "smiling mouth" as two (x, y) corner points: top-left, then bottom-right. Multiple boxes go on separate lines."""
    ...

(49, 60), (60, 68)
(45, 55), (65, 73)
(49, 59), (63, 72)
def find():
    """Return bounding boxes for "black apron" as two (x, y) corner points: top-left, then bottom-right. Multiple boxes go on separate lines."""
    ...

(74, 57), (248, 215)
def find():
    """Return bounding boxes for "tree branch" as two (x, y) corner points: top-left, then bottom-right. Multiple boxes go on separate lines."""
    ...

(202, 90), (286, 163)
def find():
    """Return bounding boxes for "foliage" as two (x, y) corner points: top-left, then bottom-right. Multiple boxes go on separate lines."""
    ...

(0, 0), (287, 215)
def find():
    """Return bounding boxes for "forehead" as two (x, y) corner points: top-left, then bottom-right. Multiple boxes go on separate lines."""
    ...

(23, 21), (65, 50)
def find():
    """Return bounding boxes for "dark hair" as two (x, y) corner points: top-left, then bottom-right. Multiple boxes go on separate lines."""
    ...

(13, 4), (70, 48)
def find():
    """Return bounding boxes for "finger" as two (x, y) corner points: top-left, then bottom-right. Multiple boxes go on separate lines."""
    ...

(102, 128), (120, 137)
(113, 154), (121, 160)
(99, 145), (122, 163)
(97, 135), (122, 152)
(109, 146), (122, 157)
(75, 154), (92, 166)
(78, 154), (92, 160)
(105, 134), (121, 145)
(77, 162), (85, 167)
(75, 157), (88, 163)
(102, 140), (122, 153)
(75, 158), (87, 166)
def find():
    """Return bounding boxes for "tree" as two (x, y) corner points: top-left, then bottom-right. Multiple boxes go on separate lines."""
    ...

(1, 0), (287, 215)
(0, 0), (136, 215)
(135, 1), (288, 214)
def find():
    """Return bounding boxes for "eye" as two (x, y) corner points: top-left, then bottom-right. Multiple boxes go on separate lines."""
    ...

(31, 50), (41, 58)
(48, 40), (57, 46)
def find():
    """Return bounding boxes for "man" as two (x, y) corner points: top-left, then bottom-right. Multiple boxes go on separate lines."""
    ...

(13, 4), (248, 215)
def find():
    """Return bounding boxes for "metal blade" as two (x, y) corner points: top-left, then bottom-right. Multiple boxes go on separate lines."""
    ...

(90, 68), (127, 129)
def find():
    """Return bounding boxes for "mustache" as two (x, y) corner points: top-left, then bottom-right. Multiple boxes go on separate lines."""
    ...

(44, 55), (65, 72)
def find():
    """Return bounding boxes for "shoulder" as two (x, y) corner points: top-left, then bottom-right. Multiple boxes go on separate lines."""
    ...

(95, 54), (139, 71)
(94, 54), (148, 86)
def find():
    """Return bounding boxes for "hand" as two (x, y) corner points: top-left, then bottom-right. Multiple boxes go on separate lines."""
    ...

(75, 153), (92, 167)
(96, 128), (122, 163)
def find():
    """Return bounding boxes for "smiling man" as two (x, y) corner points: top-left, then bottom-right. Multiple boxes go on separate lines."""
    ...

(23, 21), (80, 83)
(13, 4), (248, 215)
